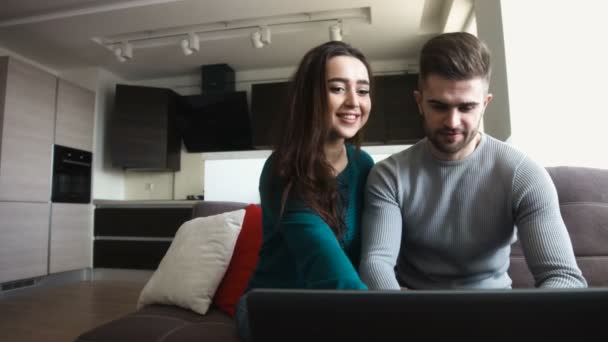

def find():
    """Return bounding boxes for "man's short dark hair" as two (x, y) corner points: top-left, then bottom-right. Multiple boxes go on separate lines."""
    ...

(418, 32), (491, 91)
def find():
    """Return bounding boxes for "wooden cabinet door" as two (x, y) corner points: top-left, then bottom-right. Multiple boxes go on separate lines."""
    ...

(0, 57), (56, 202)
(49, 203), (93, 273)
(55, 80), (95, 152)
(110, 84), (179, 169)
(0, 202), (50, 283)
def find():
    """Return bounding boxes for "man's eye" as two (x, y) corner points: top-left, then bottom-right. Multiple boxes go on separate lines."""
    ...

(431, 104), (448, 111)
(357, 89), (370, 96)
(459, 105), (476, 113)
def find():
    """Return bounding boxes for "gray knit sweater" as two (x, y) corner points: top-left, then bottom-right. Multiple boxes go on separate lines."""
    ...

(360, 134), (586, 289)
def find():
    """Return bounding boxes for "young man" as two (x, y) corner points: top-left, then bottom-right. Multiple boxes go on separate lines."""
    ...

(359, 32), (586, 289)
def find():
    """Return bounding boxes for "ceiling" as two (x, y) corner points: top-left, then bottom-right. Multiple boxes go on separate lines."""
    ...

(0, 0), (473, 81)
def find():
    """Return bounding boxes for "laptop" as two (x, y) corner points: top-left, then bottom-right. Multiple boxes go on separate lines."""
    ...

(247, 288), (608, 342)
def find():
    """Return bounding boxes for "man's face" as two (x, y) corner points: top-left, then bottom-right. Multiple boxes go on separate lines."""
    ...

(414, 74), (493, 161)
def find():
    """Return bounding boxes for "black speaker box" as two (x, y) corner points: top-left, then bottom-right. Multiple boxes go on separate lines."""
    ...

(201, 64), (235, 95)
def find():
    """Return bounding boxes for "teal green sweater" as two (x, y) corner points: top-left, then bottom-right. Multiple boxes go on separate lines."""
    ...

(247, 144), (374, 290)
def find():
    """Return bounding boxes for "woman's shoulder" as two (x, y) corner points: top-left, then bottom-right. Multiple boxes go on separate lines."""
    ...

(259, 152), (279, 193)
(345, 144), (374, 171)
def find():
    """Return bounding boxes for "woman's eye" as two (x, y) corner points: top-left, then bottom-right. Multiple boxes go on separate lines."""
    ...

(357, 89), (370, 96)
(330, 86), (345, 93)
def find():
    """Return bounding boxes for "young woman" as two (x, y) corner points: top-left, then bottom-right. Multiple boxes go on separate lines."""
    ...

(235, 41), (374, 340)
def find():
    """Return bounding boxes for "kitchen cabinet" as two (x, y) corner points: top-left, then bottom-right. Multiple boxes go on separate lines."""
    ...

(110, 84), (180, 170)
(374, 74), (425, 144)
(55, 79), (95, 152)
(0, 56), (56, 202)
(0, 202), (50, 283)
(248, 74), (424, 148)
(49, 203), (93, 273)
(93, 201), (194, 269)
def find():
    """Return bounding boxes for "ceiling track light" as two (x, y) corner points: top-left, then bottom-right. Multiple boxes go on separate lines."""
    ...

(114, 41), (133, 62)
(250, 30), (264, 49)
(329, 21), (343, 41)
(259, 26), (271, 45)
(95, 8), (371, 59)
(251, 26), (271, 49)
(181, 32), (200, 55)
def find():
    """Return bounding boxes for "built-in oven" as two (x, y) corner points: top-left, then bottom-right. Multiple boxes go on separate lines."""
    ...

(51, 145), (92, 203)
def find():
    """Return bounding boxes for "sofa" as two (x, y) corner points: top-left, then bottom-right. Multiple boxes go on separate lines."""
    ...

(76, 166), (608, 342)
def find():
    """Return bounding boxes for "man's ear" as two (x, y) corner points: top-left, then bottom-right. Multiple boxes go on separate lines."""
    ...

(484, 93), (493, 109)
(413, 90), (423, 116)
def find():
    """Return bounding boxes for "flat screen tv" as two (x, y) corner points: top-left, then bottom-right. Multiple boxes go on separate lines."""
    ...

(177, 91), (252, 152)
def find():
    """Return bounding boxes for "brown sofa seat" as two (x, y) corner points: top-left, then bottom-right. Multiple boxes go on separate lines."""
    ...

(76, 305), (239, 342)
(509, 166), (608, 287)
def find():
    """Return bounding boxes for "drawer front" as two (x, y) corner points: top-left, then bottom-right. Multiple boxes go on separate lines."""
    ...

(93, 240), (171, 270)
(94, 207), (192, 237)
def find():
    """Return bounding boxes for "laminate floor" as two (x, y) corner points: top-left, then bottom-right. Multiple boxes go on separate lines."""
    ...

(0, 281), (143, 342)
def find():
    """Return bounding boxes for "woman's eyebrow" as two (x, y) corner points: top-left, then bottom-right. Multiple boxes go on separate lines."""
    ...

(327, 77), (369, 85)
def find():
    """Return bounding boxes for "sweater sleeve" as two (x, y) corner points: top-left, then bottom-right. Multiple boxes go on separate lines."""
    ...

(512, 159), (587, 288)
(359, 160), (403, 290)
(280, 207), (368, 290)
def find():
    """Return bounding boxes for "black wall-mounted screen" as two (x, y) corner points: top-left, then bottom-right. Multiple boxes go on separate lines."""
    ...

(250, 82), (290, 148)
(177, 91), (252, 152)
(372, 74), (425, 144)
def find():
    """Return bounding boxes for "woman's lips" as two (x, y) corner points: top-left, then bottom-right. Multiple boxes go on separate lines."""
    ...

(337, 113), (360, 123)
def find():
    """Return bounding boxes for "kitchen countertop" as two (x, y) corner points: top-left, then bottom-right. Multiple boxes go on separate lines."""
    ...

(93, 199), (201, 208)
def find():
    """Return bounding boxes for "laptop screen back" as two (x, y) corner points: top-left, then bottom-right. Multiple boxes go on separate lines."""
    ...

(247, 288), (608, 342)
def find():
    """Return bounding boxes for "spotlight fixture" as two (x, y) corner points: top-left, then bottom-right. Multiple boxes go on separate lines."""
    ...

(180, 32), (200, 56)
(329, 21), (343, 41)
(260, 26), (271, 45)
(114, 41), (133, 62)
(114, 47), (126, 62)
(250, 30), (264, 48)
(251, 26), (271, 49)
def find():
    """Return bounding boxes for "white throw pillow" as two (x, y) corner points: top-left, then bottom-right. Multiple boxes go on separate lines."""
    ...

(137, 209), (246, 315)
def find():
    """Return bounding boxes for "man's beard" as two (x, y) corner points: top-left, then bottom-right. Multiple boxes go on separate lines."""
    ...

(423, 114), (481, 155)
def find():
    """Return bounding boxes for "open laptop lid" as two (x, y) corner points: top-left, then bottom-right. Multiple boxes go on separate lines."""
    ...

(247, 288), (608, 342)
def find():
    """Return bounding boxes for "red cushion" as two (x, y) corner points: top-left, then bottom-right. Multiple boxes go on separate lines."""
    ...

(213, 204), (262, 316)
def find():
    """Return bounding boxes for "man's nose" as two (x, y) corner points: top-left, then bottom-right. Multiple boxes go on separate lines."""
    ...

(444, 108), (460, 128)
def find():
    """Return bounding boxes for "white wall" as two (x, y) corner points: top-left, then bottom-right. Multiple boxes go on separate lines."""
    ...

(204, 145), (405, 203)
(476, 0), (608, 169)
(59, 67), (99, 92)
(205, 157), (267, 203)
(0, 46), (58, 76)
(173, 145), (205, 199)
(474, 0), (511, 141)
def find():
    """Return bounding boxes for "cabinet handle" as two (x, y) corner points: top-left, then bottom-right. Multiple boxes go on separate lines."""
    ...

(62, 159), (91, 167)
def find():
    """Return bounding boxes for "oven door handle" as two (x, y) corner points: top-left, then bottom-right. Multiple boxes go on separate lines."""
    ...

(62, 159), (92, 167)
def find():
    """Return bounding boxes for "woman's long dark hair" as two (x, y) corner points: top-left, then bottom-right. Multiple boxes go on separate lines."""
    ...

(271, 41), (372, 239)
